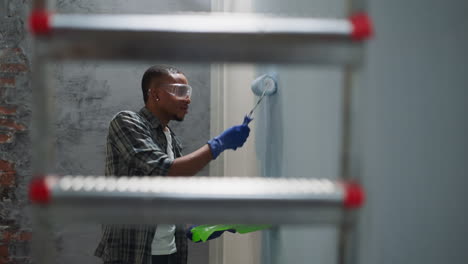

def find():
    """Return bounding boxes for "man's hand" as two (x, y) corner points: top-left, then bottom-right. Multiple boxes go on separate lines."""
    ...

(207, 116), (252, 159)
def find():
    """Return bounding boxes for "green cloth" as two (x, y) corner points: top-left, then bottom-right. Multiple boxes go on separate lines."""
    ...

(190, 224), (272, 242)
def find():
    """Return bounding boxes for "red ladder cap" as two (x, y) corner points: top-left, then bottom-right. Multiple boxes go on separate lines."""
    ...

(344, 182), (365, 209)
(350, 12), (373, 41)
(29, 10), (51, 35)
(29, 176), (51, 204)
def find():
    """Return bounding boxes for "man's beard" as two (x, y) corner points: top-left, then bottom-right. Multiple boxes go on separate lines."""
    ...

(173, 114), (184, 122)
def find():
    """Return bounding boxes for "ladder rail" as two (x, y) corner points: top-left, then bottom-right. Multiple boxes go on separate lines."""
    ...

(29, 176), (364, 224)
(29, 12), (372, 64)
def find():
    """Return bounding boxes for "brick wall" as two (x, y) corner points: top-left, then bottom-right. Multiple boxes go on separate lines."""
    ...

(0, 1), (32, 264)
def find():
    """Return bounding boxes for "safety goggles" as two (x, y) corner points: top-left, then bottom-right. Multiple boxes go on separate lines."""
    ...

(161, 84), (192, 99)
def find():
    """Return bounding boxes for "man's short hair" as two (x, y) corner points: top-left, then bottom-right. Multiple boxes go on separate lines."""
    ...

(141, 65), (183, 103)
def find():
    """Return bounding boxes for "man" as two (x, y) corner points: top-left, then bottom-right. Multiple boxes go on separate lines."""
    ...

(94, 65), (251, 264)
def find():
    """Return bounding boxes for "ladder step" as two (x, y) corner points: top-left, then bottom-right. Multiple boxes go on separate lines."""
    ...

(29, 176), (364, 224)
(29, 11), (373, 64)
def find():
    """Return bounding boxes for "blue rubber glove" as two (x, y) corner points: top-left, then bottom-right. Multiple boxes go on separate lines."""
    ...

(186, 225), (236, 243)
(207, 116), (252, 160)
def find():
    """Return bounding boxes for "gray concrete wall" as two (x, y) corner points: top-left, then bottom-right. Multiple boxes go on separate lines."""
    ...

(50, 1), (211, 264)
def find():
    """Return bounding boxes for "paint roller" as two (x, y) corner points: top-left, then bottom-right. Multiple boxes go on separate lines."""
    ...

(246, 74), (278, 121)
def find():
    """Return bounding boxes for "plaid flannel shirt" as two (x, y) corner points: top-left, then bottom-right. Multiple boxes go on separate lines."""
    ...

(94, 107), (188, 264)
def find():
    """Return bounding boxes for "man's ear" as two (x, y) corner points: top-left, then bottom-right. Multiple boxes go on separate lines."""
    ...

(151, 87), (161, 101)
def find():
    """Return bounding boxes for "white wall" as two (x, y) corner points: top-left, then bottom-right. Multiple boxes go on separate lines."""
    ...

(218, 64), (261, 264)
(209, 2), (262, 264)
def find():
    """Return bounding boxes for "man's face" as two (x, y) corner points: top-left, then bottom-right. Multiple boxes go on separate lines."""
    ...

(152, 73), (191, 122)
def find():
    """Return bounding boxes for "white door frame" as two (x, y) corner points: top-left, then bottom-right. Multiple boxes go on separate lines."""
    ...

(209, 2), (261, 264)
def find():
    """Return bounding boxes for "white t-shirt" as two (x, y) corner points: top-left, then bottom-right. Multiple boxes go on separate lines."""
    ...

(151, 128), (177, 255)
